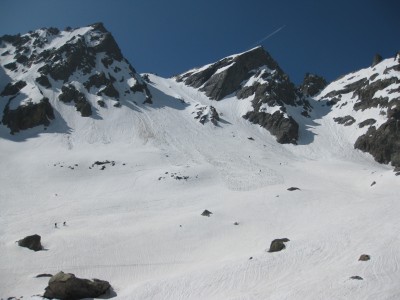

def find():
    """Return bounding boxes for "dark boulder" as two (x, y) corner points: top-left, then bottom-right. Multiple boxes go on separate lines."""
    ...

(36, 274), (53, 278)
(201, 210), (213, 217)
(243, 110), (299, 144)
(18, 234), (43, 251)
(287, 187), (300, 191)
(2, 97), (55, 134)
(359, 254), (370, 261)
(268, 238), (290, 252)
(43, 271), (111, 300)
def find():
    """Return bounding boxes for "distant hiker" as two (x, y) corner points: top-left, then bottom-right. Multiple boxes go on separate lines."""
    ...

(63, 221), (66, 226)
(54, 223), (57, 228)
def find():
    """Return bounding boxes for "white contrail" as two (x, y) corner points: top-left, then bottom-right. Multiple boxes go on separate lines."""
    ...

(252, 25), (286, 47)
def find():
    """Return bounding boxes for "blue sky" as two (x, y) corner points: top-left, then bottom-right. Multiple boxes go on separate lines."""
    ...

(1, 0), (399, 84)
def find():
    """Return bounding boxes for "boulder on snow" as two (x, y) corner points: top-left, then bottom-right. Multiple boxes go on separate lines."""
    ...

(43, 271), (111, 299)
(287, 187), (300, 191)
(359, 254), (371, 261)
(18, 234), (43, 251)
(201, 210), (213, 217)
(268, 238), (290, 253)
(36, 273), (53, 278)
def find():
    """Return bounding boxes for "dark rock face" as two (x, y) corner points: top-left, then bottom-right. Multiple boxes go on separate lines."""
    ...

(37, 38), (96, 82)
(1, 80), (26, 96)
(372, 53), (383, 67)
(2, 98), (55, 134)
(354, 118), (400, 169)
(243, 111), (299, 144)
(43, 271), (111, 300)
(268, 238), (290, 253)
(90, 23), (123, 61)
(353, 78), (399, 111)
(59, 85), (92, 117)
(18, 234), (43, 251)
(35, 75), (52, 88)
(299, 73), (327, 97)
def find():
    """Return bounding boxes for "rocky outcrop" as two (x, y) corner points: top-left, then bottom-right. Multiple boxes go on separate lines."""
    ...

(299, 73), (327, 97)
(354, 117), (400, 169)
(2, 98), (55, 134)
(35, 75), (52, 88)
(358, 118), (376, 128)
(1, 80), (26, 96)
(18, 234), (43, 251)
(243, 110), (299, 144)
(43, 271), (111, 299)
(193, 105), (220, 125)
(59, 85), (92, 117)
(333, 115), (356, 126)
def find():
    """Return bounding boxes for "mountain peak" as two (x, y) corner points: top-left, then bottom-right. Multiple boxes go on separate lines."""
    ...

(176, 46), (284, 101)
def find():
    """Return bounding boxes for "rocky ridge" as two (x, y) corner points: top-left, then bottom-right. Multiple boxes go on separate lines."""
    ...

(0, 23), (399, 169)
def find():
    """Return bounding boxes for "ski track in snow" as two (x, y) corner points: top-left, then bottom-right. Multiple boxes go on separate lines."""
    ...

(0, 72), (400, 299)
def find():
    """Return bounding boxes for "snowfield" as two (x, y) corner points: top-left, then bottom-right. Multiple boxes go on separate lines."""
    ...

(1, 71), (400, 300)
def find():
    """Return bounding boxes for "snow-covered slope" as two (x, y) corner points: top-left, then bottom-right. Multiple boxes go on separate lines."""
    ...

(0, 24), (400, 300)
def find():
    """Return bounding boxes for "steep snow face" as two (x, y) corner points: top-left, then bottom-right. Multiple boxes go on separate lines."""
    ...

(0, 23), (151, 136)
